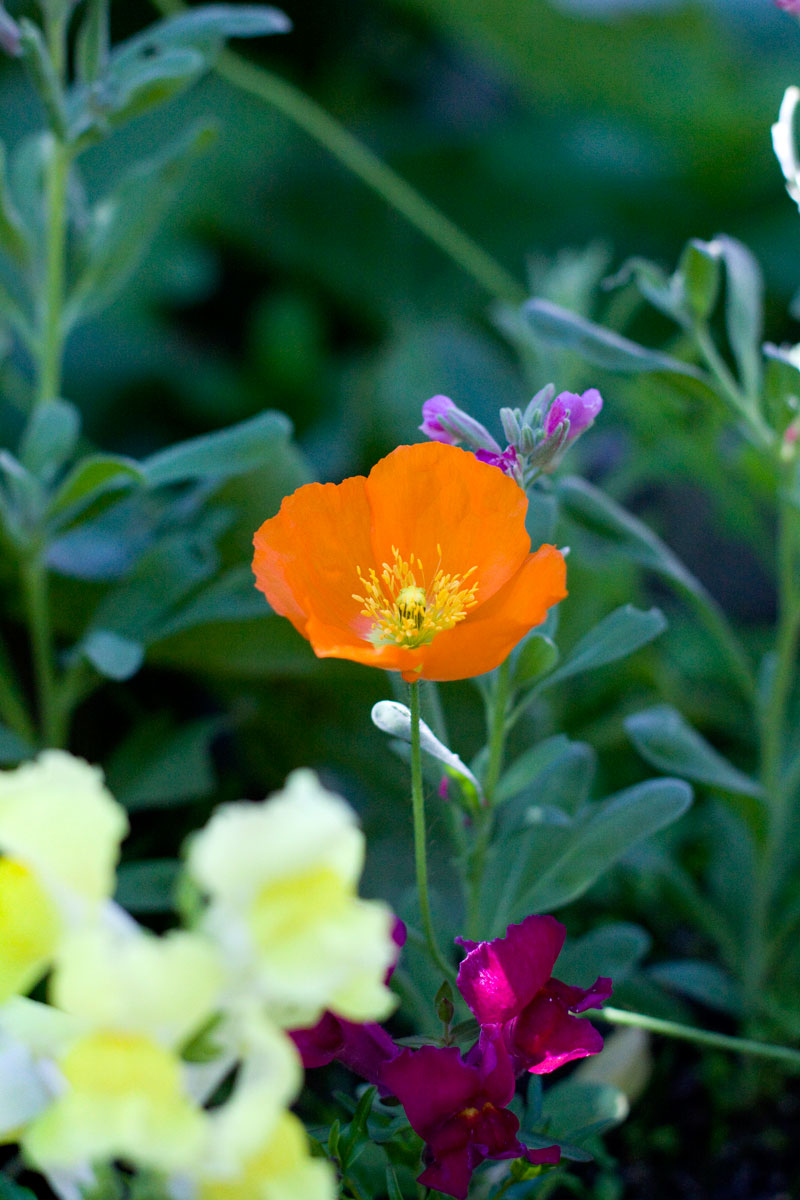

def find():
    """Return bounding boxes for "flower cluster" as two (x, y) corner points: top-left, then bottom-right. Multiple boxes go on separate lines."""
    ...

(0, 753), (399, 1200)
(298, 912), (611, 1199)
(420, 383), (603, 485)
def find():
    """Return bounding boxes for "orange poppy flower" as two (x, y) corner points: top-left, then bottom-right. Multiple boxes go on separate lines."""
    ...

(252, 441), (567, 682)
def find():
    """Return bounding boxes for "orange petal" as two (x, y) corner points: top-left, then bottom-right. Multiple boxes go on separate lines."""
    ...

(365, 443), (530, 605)
(252, 475), (374, 643)
(407, 544), (567, 682)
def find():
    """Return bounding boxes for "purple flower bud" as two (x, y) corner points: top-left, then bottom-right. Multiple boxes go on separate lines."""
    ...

(544, 388), (603, 442)
(420, 395), (460, 444)
(475, 445), (521, 482)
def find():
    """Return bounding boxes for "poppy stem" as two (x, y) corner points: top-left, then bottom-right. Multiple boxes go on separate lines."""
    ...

(408, 680), (456, 984)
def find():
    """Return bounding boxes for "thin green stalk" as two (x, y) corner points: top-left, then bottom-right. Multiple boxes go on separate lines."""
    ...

(600, 1005), (800, 1071)
(465, 657), (511, 939)
(152, 0), (523, 305)
(20, 555), (59, 746)
(35, 134), (69, 410)
(484, 656), (511, 806)
(0, 630), (36, 743)
(745, 478), (800, 1012)
(694, 323), (774, 450)
(408, 680), (456, 983)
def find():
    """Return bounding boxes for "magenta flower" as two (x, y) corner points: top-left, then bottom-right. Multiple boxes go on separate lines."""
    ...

(475, 444), (521, 480)
(291, 1012), (401, 1088)
(420, 395), (460, 444)
(381, 1030), (560, 1199)
(456, 915), (612, 1075)
(544, 388), (603, 442)
(776, 1), (800, 12)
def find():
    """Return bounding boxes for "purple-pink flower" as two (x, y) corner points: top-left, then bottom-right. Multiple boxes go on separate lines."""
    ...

(380, 1030), (560, 1199)
(776, 1), (800, 13)
(456, 915), (612, 1075)
(291, 1013), (401, 1088)
(544, 388), (603, 442)
(420, 395), (460, 444)
(475, 444), (521, 480)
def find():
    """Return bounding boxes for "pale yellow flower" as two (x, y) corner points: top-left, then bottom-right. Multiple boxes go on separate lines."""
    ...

(187, 769), (397, 1028)
(0, 752), (128, 1002)
(23, 925), (223, 1174)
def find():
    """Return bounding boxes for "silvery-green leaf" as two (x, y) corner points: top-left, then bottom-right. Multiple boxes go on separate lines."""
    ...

(18, 399), (80, 484)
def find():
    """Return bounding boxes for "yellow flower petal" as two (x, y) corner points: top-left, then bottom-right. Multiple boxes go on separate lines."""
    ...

(0, 752), (127, 904)
(197, 1111), (333, 1200)
(0, 858), (61, 1002)
(52, 927), (224, 1048)
(24, 1031), (206, 1173)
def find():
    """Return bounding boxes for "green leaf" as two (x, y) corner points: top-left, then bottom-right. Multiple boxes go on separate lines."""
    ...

(91, 532), (218, 646)
(75, 0), (109, 85)
(0, 142), (30, 263)
(625, 705), (763, 799)
(557, 475), (698, 595)
(712, 234), (763, 399)
(106, 716), (224, 810)
(496, 735), (595, 827)
(47, 454), (144, 528)
(81, 629), (144, 682)
(110, 4), (291, 70)
(18, 398), (80, 483)
(66, 123), (216, 325)
(556, 923), (652, 988)
(519, 778), (693, 914)
(543, 605), (666, 689)
(542, 1080), (629, 1143)
(523, 298), (706, 379)
(76, 47), (206, 144)
(648, 960), (741, 1016)
(141, 410), (293, 487)
(385, 1166), (404, 1200)
(606, 255), (684, 322)
(678, 238), (720, 321)
(150, 614), (315, 678)
(19, 21), (68, 138)
(149, 566), (266, 640)
(115, 859), (180, 914)
(339, 1086), (377, 1168)
(512, 632), (559, 690)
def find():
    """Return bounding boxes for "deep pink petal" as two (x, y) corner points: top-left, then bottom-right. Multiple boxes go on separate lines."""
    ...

(548, 975), (613, 1014)
(456, 915), (566, 1024)
(419, 1149), (473, 1200)
(380, 1046), (478, 1137)
(512, 986), (605, 1075)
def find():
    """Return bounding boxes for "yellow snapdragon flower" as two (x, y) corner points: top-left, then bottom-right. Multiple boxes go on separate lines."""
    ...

(23, 925), (223, 1174)
(187, 769), (397, 1029)
(0, 752), (128, 1001)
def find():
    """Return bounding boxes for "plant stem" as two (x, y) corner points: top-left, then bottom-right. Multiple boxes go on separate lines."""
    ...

(484, 656), (511, 806)
(694, 323), (774, 450)
(745, 474), (800, 1014)
(408, 681), (455, 982)
(600, 1005), (800, 1071)
(20, 555), (60, 747)
(465, 657), (512, 939)
(35, 134), (69, 411)
(151, 0), (524, 305)
(0, 630), (36, 744)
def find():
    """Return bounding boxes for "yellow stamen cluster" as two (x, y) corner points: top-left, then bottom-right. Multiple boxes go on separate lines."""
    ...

(354, 546), (478, 649)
